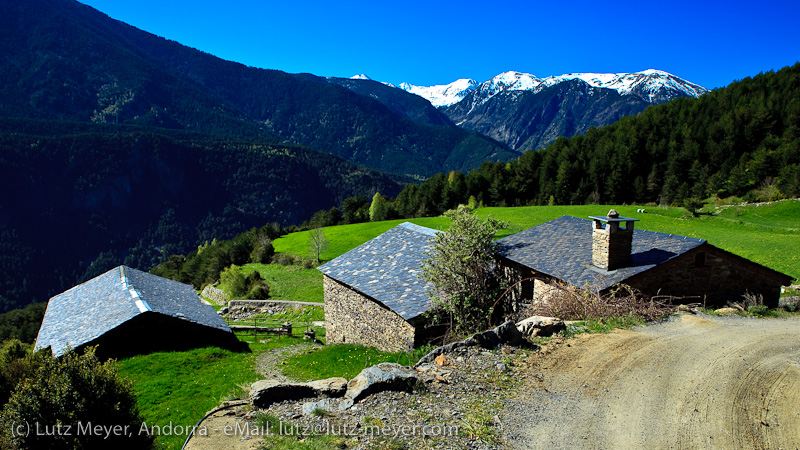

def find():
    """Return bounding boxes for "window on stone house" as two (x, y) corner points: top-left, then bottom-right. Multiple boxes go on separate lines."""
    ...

(695, 252), (706, 267)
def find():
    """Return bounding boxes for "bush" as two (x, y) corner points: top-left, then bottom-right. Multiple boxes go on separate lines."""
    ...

(528, 282), (675, 322)
(273, 254), (299, 266)
(420, 206), (508, 335)
(0, 347), (152, 449)
(0, 340), (39, 406)
(220, 265), (270, 299)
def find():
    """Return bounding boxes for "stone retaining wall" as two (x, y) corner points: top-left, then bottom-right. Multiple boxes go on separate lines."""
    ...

(201, 285), (229, 306)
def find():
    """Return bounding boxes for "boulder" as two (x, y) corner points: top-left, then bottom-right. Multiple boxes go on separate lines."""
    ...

(472, 320), (523, 347)
(306, 377), (347, 397)
(344, 363), (418, 403)
(249, 377), (347, 409)
(516, 316), (566, 337)
(715, 307), (740, 316)
(435, 354), (452, 366)
(250, 380), (316, 408)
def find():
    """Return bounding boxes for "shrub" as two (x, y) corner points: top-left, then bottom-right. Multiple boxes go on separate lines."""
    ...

(273, 253), (298, 266)
(0, 340), (40, 406)
(0, 347), (152, 449)
(420, 206), (508, 335)
(221, 266), (270, 299)
(528, 281), (674, 322)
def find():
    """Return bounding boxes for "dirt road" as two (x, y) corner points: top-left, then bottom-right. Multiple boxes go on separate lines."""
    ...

(503, 313), (800, 449)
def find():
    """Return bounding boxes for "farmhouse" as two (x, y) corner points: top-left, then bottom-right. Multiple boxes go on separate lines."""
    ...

(496, 211), (793, 308)
(34, 266), (237, 359)
(318, 222), (436, 352)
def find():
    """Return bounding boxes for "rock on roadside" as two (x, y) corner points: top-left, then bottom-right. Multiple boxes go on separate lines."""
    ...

(516, 316), (566, 337)
(250, 377), (347, 409)
(344, 363), (418, 403)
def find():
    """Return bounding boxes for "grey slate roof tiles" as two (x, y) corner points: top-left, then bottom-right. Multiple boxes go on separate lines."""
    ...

(318, 222), (437, 321)
(496, 215), (706, 291)
(34, 266), (231, 356)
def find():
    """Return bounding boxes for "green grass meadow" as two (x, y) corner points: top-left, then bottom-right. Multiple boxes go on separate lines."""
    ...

(272, 217), (452, 262)
(219, 263), (324, 303)
(282, 344), (432, 382)
(271, 200), (799, 281)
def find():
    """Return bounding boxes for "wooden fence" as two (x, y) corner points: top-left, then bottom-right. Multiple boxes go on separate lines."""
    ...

(227, 317), (317, 342)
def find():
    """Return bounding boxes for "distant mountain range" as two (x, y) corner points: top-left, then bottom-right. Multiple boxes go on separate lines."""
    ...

(351, 71), (709, 151)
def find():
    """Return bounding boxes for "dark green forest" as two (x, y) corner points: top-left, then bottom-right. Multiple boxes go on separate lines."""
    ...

(0, 119), (404, 311)
(305, 63), (799, 222)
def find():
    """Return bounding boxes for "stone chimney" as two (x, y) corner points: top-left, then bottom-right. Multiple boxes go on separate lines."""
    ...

(589, 209), (639, 270)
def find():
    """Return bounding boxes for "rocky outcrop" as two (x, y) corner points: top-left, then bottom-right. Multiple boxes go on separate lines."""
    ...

(415, 320), (524, 366)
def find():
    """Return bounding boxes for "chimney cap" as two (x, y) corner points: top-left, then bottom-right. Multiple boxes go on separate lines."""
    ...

(588, 212), (639, 223)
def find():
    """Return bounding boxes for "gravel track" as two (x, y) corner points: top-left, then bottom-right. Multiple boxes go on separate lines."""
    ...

(503, 313), (800, 449)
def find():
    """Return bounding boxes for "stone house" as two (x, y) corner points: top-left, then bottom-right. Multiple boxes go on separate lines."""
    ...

(318, 222), (436, 352)
(35, 266), (238, 359)
(496, 211), (793, 308)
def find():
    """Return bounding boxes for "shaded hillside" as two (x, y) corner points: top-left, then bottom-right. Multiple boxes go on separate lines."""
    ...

(0, 119), (403, 311)
(325, 77), (454, 127)
(0, 0), (516, 176)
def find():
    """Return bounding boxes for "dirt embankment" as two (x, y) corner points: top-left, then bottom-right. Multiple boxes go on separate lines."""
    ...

(504, 313), (800, 449)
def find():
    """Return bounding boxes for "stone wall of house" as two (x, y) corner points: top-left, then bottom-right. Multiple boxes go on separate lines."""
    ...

(323, 275), (416, 352)
(497, 258), (565, 311)
(201, 285), (229, 306)
(533, 279), (564, 305)
(628, 245), (784, 308)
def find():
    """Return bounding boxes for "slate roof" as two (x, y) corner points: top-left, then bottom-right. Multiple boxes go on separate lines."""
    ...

(318, 222), (437, 321)
(35, 266), (232, 356)
(496, 215), (706, 290)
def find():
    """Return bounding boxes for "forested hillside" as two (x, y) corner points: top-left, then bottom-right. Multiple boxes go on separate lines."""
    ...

(0, 119), (403, 311)
(0, 0), (516, 177)
(365, 63), (800, 216)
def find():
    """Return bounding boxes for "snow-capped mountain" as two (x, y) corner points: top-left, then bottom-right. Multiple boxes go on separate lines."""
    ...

(338, 70), (708, 152)
(398, 79), (479, 108)
(424, 70), (709, 152)
(400, 69), (707, 111)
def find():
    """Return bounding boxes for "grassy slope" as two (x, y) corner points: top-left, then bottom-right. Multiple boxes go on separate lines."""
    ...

(272, 201), (799, 281)
(220, 263), (324, 303)
(272, 217), (452, 261)
(117, 336), (299, 449)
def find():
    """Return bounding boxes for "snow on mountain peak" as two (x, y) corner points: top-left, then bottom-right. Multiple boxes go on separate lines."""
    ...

(398, 78), (479, 107)
(350, 74), (371, 80)
(397, 69), (708, 108)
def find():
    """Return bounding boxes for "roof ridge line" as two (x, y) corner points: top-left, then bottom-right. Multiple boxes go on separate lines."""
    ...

(120, 266), (152, 313)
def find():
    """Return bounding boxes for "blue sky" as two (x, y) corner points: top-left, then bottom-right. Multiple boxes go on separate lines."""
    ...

(80, 0), (799, 89)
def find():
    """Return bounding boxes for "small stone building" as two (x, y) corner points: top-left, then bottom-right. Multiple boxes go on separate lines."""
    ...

(34, 266), (238, 359)
(318, 222), (436, 352)
(496, 211), (793, 308)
